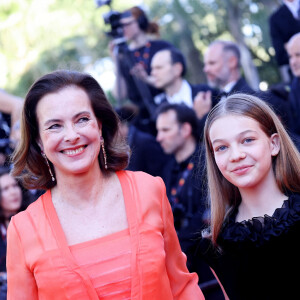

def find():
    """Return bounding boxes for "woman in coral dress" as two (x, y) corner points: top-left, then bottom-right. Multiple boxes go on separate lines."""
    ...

(6, 70), (204, 300)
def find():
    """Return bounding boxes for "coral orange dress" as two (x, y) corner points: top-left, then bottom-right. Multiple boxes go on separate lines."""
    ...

(69, 229), (131, 299)
(7, 171), (204, 299)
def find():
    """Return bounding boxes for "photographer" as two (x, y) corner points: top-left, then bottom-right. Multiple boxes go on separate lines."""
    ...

(110, 6), (173, 134)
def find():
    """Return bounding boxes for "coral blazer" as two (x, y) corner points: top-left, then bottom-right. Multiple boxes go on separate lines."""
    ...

(7, 171), (204, 299)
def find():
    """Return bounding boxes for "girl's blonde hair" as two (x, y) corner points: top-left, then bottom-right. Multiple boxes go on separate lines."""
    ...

(204, 93), (300, 245)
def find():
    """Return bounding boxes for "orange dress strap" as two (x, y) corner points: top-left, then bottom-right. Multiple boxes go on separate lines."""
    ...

(116, 170), (141, 299)
(43, 190), (99, 299)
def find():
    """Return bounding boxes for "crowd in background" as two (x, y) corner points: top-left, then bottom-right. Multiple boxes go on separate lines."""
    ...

(0, 2), (300, 299)
(109, 4), (300, 298)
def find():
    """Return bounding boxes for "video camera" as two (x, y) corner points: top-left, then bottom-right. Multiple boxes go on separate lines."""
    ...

(94, 0), (156, 121)
(95, 0), (124, 39)
(103, 10), (123, 39)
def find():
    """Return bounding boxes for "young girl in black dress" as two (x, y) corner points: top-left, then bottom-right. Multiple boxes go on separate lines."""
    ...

(198, 93), (300, 300)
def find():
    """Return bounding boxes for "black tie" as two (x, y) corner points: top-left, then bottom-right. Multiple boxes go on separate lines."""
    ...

(218, 91), (228, 100)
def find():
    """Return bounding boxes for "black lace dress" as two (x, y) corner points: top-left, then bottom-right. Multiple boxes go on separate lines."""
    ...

(198, 193), (300, 300)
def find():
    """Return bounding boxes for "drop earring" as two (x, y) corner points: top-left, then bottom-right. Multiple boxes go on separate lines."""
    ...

(100, 136), (108, 169)
(42, 152), (55, 181)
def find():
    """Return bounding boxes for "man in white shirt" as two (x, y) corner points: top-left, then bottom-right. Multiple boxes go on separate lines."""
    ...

(150, 47), (212, 111)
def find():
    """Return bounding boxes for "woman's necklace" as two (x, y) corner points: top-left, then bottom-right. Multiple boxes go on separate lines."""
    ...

(133, 41), (151, 71)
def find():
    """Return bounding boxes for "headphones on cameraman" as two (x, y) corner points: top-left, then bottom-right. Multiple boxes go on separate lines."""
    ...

(136, 9), (149, 31)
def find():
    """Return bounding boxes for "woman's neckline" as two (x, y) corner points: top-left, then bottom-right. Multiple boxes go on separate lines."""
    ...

(69, 228), (129, 249)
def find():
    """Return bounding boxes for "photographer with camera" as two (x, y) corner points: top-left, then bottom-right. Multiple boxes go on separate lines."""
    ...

(109, 6), (173, 135)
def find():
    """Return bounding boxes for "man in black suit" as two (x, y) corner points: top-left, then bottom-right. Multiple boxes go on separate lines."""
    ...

(269, 0), (300, 83)
(203, 40), (253, 95)
(194, 39), (291, 134)
(195, 40), (255, 111)
(155, 103), (223, 300)
(115, 104), (170, 177)
(150, 47), (214, 110)
(193, 40), (255, 134)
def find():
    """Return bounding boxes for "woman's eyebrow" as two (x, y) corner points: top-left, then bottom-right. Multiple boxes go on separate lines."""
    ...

(43, 111), (91, 126)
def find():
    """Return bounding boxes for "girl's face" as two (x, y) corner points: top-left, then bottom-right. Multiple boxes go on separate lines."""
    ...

(36, 86), (102, 179)
(209, 115), (280, 191)
(0, 174), (22, 216)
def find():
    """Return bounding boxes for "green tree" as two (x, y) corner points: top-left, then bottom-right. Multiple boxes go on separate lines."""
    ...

(146, 0), (283, 89)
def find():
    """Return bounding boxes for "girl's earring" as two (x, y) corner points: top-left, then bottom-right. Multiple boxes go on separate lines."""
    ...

(100, 136), (108, 169)
(42, 152), (55, 182)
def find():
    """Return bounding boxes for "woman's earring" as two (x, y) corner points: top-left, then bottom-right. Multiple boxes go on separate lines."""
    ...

(42, 152), (55, 182)
(100, 136), (108, 169)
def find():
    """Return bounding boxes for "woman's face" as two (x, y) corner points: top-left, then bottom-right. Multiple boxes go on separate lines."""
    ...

(0, 174), (22, 216)
(36, 86), (102, 179)
(209, 115), (280, 191)
(120, 15), (141, 41)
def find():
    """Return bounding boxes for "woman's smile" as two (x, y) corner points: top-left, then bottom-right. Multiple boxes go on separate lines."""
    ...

(60, 145), (87, 156)
(36, 86), (102, 177)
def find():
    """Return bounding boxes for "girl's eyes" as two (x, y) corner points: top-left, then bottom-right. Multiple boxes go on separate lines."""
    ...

(243, 138), (254, 144)
(214, 138), (255, 152)
(215, 145), (227, 152)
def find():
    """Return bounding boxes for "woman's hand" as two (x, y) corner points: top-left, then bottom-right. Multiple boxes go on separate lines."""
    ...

(130, 63), (154, 86)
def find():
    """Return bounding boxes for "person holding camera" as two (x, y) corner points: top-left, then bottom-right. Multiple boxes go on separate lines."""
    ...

(110, 6), (173, 134)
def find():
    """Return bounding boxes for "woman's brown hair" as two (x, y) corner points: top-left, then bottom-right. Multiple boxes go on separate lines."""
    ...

(203, 93), (300, 245)
(125, 6), (159, 36)
(11, 70), (130, 190)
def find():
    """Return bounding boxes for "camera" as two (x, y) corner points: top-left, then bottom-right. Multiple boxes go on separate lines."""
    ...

(103, 10), (123, 39)
(95, 0), (124, 39)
